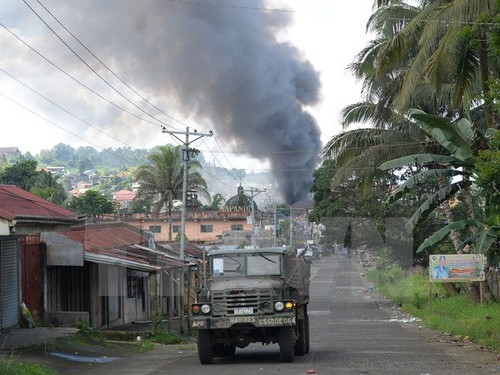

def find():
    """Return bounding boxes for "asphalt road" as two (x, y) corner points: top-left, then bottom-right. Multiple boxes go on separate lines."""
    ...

(25, 255), (500, 374)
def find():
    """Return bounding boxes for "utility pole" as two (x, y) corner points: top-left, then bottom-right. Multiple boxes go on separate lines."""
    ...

(243, 187), (266, 248)
(163, 126), (212, 333)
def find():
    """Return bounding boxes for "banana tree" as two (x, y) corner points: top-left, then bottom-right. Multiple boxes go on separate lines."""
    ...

(417, 205), (500, 263)
(379, 109), (479, 234)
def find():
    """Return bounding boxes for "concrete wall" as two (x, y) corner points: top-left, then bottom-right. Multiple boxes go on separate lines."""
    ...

(44, 311), (89, 327)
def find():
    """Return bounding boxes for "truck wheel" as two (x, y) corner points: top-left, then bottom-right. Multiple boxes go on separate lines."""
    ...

(216, 343), (236, 357)
(294, 319), (307, 355)
(305, 309), (310, 353)
(279, 326), (295, 362)
(197, 329), (214, 364)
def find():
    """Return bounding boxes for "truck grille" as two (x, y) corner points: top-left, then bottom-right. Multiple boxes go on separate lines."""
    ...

(211, 289), (273, 317)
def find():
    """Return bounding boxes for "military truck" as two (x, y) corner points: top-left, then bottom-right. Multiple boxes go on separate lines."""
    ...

(191, 247), (310, 364)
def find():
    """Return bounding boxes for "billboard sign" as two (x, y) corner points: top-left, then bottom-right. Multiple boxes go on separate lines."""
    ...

(429, 254), (485, 282)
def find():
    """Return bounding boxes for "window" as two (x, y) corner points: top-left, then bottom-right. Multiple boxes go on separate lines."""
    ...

(201, 224), (213, 233)
(149, 225), (161, 233)
(231, 224), (243, 231)
(127, 270), (137, 298)
(172, 225), (180, 233)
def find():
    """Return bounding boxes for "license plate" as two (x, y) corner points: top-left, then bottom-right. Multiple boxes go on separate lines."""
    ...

(234, 307), (253, 315)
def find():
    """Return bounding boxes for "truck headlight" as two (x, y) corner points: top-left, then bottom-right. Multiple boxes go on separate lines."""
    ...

(201, 304), (211, 314)
(274, 301), (284, 311)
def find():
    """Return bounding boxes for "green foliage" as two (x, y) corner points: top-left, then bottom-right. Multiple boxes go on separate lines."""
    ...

(476, 130), (500, 211)
(75, 320), (105, 341)
(147, 316), (186, 345)
(67, 190), (117, 216)
(0, 159), (39, 190)
(368, 269), (500, 350)
(0, 356), (55, 375)
(31, 170), (67, 205)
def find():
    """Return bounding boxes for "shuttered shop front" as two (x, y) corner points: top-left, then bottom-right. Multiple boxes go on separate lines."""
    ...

(1, 239), (19, 328)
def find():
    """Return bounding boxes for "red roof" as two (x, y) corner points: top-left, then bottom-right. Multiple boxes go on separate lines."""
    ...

(113, 190), (136, 201)
(61, 222), (148, 253)
(60, 222), (186, 270)
(0, 184), (80, 221)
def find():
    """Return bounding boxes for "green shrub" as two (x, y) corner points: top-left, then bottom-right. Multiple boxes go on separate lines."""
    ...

(0, 356), (55, 375)
(368, 267), (500, 351)
(75, 320), (104, 341)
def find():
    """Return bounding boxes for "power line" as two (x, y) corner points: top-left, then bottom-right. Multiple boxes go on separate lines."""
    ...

(32, 0), (187, 131)
(22, 0), (181, 132)
(0, 92), (135, 164)
(0, 66), (136, 150)
(0, 22), (167, 130)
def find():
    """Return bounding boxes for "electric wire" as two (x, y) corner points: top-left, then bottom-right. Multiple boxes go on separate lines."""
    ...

(0, 66), (136, 150)
(32, 0), (187, 131)
(0, 22), (166, 130)
(21, 0), (181, 132)
(0, 91), (135, 164)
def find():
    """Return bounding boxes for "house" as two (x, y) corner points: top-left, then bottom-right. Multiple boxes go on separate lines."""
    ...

(0, 184), (84, 329)
(112, 190), (136, 210)
(43, 221), (186, 329)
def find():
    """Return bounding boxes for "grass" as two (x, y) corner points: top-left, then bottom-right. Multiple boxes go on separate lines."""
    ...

(367, 268), (500, 351)
(0, 355), (55, 375)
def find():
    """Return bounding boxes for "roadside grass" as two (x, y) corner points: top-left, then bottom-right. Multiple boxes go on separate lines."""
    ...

(367, 268), (500, 351)
(0, 355), (55, 375)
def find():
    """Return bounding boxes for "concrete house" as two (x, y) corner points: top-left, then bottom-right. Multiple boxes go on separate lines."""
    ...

(0, 184), (83, 329)
(43, 221), (185, 329)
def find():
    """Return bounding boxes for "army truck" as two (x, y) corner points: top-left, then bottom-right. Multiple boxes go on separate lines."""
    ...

(191, 247), (310, 364)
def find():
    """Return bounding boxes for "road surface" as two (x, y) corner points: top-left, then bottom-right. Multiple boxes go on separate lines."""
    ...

(24, 255), (500, 374)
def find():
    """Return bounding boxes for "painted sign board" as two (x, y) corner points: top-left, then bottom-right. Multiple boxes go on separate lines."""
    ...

(429, 254), (485, 282)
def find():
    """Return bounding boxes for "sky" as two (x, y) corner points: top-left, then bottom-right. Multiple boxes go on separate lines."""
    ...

(0, 0), (374, 202)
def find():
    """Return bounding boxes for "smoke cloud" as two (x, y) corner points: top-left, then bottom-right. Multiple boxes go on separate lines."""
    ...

(12, 0), (323, 203)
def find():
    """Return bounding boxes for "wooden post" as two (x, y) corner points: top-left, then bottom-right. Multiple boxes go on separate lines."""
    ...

(167, 270), (173, 331)
(480, 281), (483, 305)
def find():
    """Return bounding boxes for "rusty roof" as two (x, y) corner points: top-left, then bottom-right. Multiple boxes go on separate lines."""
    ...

(61, 222), (148, 253)
(0, 184), (81, 222)
(60, 222), (189, 270)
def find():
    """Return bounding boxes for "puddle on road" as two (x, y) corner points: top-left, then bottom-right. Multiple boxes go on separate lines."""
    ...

(49, 351), (122, 363)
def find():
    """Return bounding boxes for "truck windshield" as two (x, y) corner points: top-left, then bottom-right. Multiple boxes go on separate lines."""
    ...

(211, 253), (281, 277)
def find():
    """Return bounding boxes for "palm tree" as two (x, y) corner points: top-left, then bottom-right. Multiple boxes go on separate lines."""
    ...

(134, 145), (209, 241)
(204, 193), (226, 210)
(323, 0), (498, 194)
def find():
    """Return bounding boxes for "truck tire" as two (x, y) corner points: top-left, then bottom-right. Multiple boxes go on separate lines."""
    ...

(279, 326), (295, 362)
(294, 318), (307, 355)
(197, 329), (214, 364)
(216, 343), (236, 357)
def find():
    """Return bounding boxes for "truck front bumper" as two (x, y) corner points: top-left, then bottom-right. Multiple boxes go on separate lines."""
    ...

(191, 314), (296, 329)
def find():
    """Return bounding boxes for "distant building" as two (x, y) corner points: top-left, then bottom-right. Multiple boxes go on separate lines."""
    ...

(0, 147), (21, 157)
(45, 166), (66, 174)
(112, 190), (136, 209)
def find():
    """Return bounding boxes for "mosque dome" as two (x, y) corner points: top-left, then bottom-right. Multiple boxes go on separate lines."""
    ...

(224, 185), (258, 211)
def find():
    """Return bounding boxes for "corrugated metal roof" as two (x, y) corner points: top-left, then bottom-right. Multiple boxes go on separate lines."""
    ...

(112, 190), (136, 201)
(60, 222), (189, 270)
(0, 184), (81, 222)
(61, 222), (148, 253)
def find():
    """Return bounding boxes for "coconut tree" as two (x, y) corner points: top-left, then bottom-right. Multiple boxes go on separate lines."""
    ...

(134, 145), (209, 241)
